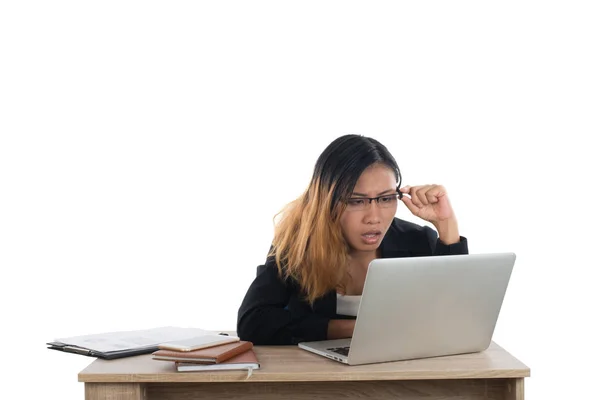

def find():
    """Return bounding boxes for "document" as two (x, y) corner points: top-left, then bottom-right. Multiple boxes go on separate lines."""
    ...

(47, 326), (212, 359)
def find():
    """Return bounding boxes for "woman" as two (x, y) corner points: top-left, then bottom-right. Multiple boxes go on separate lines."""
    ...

(237, 134), (468, 345)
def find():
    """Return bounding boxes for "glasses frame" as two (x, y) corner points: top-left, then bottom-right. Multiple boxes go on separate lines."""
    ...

(344, 186), (403, 211)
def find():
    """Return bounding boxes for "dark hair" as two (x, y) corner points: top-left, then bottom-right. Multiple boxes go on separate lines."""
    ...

(268, 134), (402, 304)
(312, 134), (402, 217)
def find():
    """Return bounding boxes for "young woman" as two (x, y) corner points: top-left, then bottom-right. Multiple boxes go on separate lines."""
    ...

(237, 134), (468, 345)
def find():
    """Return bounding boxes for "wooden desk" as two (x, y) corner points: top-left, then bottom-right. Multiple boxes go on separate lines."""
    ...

(79, 341), (529, 400)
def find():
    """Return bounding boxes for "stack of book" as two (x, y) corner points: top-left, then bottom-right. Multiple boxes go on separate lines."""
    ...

(152, 339), (259, 372)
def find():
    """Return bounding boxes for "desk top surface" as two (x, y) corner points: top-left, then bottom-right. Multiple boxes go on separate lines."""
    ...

(78, 341), (530, 383)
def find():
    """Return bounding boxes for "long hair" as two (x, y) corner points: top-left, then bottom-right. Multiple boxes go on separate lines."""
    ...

(268, 134), (402, 305)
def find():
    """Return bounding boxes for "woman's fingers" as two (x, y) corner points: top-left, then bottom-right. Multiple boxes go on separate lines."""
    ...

(425, 185), (443, 204)
(415, 186), (431, 206)
(400, 184), (442, 208)
(400, 194), (420, 214)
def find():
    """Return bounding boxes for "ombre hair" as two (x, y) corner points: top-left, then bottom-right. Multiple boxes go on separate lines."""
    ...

(268, 134), (402, 304)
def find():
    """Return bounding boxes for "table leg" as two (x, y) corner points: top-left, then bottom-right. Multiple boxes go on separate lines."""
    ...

(505, 378), (525, 400)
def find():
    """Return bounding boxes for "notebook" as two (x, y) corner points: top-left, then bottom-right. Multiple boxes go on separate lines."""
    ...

(158, 334), (239, 351)
(176, 349), (260, 372)
(152, 340), (253, 364)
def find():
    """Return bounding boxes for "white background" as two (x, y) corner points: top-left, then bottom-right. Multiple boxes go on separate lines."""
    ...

(1, 1), (598, 399)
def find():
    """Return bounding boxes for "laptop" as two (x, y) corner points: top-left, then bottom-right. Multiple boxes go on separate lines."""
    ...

(298, 252), (516, 365)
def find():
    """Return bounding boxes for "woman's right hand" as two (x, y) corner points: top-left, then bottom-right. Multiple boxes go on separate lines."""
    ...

(327, 319), (356, 340)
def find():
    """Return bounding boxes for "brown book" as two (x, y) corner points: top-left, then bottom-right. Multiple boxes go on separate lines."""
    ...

(152, 341), (253, 364)
(176, 349), (260, 372)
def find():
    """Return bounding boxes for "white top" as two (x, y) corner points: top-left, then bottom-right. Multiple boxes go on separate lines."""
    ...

(336, 293), (362, 316)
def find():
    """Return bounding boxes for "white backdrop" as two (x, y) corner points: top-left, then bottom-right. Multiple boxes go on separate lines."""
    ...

(1, 1), (598, 399)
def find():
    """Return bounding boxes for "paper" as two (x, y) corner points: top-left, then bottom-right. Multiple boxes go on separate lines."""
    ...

(53, 326), (212, 353)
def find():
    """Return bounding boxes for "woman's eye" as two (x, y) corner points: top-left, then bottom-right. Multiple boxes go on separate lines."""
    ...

(348, 199), (365, 206)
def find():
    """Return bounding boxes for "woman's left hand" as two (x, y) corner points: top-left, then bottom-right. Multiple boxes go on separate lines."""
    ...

(399, 184), (460, 244)
(399, 184), (455, 223)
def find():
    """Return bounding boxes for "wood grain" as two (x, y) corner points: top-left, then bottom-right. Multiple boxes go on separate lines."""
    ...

(85, 383), (145, 400)
(79, 341), (530, 383)
(144, 379), (518, 400)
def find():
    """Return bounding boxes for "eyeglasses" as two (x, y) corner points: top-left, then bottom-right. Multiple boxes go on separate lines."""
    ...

(344, 191), (402, 212)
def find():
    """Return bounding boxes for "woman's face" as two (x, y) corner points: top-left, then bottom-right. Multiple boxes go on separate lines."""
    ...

(340, 163), (398, 254)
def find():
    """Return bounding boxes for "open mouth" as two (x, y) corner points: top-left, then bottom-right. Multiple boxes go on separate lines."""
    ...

(361, 231), (382, 244)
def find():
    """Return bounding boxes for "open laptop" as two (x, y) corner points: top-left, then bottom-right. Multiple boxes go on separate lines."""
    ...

(298, 252), (516, 365)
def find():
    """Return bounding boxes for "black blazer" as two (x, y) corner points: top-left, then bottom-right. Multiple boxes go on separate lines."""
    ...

(236, 217), (469, 345)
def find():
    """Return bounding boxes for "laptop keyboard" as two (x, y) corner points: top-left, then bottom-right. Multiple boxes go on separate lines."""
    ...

(327, 346), (350, 356)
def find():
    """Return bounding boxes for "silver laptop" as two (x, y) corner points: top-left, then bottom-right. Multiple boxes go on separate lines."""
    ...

(298, 252), (516, 365)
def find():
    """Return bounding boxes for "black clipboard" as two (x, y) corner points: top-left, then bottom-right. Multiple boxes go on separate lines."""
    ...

(46, 341), (158, 360)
